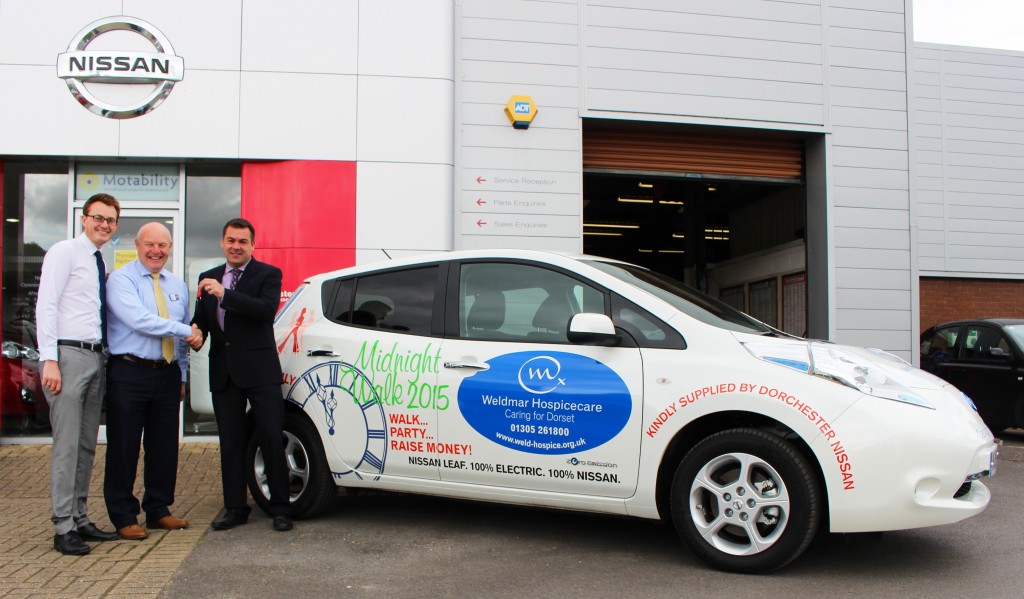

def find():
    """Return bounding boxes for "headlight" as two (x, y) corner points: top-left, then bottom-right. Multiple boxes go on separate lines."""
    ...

(743, 341), (934, 410)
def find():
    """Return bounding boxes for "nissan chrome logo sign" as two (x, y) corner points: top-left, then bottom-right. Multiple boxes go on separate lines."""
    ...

(57, 16), (184, 119)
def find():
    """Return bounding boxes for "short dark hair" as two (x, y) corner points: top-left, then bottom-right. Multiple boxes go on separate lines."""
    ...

(83, 193), (121, 217)
(222, 218), (255, 243)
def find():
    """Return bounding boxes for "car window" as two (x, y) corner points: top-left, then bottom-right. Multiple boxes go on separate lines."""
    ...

(610, 293), (686, 349)
(962, 325), (1010, 362)
(459, 262), (603, 343)
(1006, 324), (1024, 352)
(326, 266), (437, 335)
(921, 325), (958, 367)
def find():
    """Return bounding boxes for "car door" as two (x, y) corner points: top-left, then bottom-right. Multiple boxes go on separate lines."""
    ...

(944, 324), (1019, 430)
(435, 260), (644, 498)
(283, 264), (443, 481)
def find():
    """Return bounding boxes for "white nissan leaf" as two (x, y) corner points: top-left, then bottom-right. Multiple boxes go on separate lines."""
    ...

(239, 249), (994, 572)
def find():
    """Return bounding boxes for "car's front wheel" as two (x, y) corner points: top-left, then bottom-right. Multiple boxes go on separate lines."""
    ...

(246, 412), (337, 519)
(670, 428), (821, 573)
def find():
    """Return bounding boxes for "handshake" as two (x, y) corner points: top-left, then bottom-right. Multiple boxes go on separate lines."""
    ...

(185, 323), (205, 350)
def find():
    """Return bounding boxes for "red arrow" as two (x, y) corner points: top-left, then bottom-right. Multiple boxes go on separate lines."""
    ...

(476, 220), (487, 227)
(476, 198), (487, 206)
(476, 177), (487, 184)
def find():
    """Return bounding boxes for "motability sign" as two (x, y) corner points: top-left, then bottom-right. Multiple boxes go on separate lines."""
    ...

(457, 351), (631, 455)
(75, 164), (179, 201)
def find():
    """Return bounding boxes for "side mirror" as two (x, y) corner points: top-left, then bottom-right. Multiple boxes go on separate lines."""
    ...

(567, 313), (621, 347)
(989, 347), (1011, 359)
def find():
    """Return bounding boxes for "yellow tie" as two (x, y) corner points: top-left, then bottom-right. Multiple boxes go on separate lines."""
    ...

(152, 272), (175, 363)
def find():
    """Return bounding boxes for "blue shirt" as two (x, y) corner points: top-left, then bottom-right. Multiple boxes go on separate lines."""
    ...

(106, 259), (193, 380)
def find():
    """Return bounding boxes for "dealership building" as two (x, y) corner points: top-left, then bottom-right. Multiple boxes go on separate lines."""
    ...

(1, 0), (1023, 440)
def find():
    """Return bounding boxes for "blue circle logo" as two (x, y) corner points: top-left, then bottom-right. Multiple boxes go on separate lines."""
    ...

(457, 351), (632, 455)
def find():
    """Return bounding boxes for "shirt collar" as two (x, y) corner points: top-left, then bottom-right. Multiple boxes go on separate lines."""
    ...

(76, 233), (102, 253)
(131, 259), (166, 279)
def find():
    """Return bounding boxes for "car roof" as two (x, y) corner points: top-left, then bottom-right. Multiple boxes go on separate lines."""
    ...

(301, 248), (629, 285)
(927, 318), (1024, 329)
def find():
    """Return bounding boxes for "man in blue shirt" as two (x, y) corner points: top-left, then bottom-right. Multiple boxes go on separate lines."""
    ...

(103, 222), (200, 540)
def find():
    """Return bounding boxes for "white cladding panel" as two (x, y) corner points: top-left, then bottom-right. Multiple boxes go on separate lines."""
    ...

(827, 2), (912, 355)
(582, 1), (826, 126)
(913, 42), (1024, 278)
(355, 162), (453, 257)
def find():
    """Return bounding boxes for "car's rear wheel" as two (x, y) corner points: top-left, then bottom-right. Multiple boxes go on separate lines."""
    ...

(246, 412), (337, 519)
(670, 428), (820, 573)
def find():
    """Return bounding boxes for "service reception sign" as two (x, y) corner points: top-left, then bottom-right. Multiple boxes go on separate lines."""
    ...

(75, 164), (180, 201)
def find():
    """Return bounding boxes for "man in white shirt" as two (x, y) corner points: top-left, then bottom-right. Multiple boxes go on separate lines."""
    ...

(36, 193), (122, 555)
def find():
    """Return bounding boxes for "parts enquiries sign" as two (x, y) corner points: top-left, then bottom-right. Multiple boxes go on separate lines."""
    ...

(57, 16), (184, 119)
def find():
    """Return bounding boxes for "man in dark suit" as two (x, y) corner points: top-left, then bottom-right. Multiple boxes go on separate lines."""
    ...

(189, 218), (292, 532)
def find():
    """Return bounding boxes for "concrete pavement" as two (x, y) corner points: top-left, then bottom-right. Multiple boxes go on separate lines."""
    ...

(0, 432), (1021, 598)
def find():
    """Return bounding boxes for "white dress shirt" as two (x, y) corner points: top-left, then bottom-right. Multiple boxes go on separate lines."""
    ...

(35, 234), (105, 361)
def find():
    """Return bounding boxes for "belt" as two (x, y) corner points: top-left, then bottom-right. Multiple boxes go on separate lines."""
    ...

(115, 354), (175, 369)
(58, 339), (105, 352)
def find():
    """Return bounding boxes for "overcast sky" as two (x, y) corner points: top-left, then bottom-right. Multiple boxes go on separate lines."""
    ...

(914, 0), (1024, 52)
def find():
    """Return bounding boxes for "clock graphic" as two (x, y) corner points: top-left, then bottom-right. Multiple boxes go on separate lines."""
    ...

(285, 361), (388, 480)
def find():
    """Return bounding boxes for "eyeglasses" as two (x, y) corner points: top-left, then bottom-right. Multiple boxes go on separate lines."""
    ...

(84, 213), (118, 226)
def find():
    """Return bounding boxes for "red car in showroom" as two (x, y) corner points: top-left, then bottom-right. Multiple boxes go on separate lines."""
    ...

(1, 321), (49, 435)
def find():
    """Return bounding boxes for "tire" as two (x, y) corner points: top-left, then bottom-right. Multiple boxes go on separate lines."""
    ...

(670, 428), (821, 573)
(246, 412), (338, 519)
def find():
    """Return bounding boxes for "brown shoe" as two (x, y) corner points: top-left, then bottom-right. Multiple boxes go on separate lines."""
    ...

(146, 515), (189, 530)
(118, 524), (149, 540)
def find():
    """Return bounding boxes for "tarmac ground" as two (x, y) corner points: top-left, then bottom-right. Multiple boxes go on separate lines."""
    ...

(1, 432), (1021, 598)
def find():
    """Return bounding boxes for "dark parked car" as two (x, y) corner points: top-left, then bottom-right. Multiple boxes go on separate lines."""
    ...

(920, 318), (1024, 432)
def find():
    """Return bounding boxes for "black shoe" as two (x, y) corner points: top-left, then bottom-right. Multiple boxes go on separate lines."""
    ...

(211, 508), (250, 531)
(54, 531), (91, 555)
(77, 522), (119, 542)
(272, 515), (293, 532)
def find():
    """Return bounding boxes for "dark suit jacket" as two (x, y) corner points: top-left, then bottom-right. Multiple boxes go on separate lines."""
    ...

(192, 258), (283, 391)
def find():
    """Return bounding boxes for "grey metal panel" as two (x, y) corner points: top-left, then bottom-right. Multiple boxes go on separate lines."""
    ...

(829, 0), (904, 14)
(831, 126), (908, 150)
(948, 230), (1024, 247)
(461, 61), (577, 86)
(462, 17), (579, 44)
(831, 66), (907, 91)
(586, 66), (824, 103)
(834, 329), (911, 353)
(828, 27), (906, 52)
(834, 288), (911, 309)
(829, 47), (907, 72)
(834, 247), (910, 270)
(834, 206), (910, 230)
(835, 226), (910, 250)
(462, 146), (581, 172)
(946, 191), (1024, 210)
(833, 146), (909, 170)
(835, 267), (912, 290)
(827, 6), (905, 32)
(586, 88), (824, 125)
(947, 257), (1024, 273)
(584, 5), (823, 44)
(463, 39), (579, 66)
(594, 0), (821, 22)
(831, 106), (908, 130)
(586, 47), (824, 84)
(462, 1), (578, 23)
(832, 167), (909, 190)
(836, 309), (911, 330)
(586, 25), (821, 64)
(834, 186), (909, 209)
(462, 126), (580, 151)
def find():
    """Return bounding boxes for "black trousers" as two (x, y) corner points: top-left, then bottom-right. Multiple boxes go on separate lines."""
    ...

(212, 376), (290, 515)
(103, 358), (181, 528)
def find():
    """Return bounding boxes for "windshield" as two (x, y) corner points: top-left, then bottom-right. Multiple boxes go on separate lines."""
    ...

(584, 260), (773, 334)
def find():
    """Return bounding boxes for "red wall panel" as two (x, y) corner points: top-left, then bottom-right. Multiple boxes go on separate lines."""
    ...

(240, 161), (356, 301)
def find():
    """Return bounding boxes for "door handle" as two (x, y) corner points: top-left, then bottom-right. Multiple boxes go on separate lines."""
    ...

(444, 360), (490, 371)
(306, 349), (341, 357)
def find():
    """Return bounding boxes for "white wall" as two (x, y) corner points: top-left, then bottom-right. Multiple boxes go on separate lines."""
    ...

(914, 42), (1024, 279)
(0, 0), (457, 258)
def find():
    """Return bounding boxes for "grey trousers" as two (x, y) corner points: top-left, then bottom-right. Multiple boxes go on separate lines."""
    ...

(43, 347), (107, 535)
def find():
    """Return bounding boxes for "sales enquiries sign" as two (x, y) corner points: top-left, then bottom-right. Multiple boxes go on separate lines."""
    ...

(76, 164), (180, 201)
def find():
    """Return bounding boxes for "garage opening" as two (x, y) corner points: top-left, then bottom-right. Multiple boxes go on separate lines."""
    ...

(582, 121), (820, 337)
